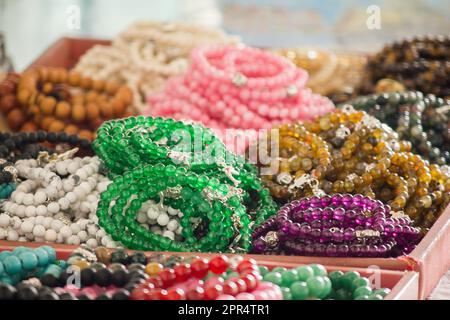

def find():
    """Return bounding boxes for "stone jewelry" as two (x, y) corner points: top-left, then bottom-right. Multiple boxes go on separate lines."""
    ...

(251, 194), (421, 257)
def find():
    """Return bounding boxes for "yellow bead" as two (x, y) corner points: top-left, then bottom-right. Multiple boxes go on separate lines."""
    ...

(145, 262), (163, 276)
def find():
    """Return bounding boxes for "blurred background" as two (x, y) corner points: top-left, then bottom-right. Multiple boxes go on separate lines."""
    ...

(0, 0), (449, 70)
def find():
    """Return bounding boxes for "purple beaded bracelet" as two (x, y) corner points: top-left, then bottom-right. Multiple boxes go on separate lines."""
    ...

(251, 194), (422, 257)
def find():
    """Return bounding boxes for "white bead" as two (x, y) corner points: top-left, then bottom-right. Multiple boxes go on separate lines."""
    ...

(77, 231), (88, 242)
(60, 226), (72, 238)
(23, 193), (34, 206)
(151, 226), (162, 235)
(96, 229), (106, 238)
(50, 220), (64, 232)
(77, 169), (88, 180)
(67, 162), (79, 174)
(0, 227), (6, 239)
(14, 191), (25, 204)
(36, 205), (47, 216)
(46, 186), (58, 199)
(137, 211), (148, 223)
(70, 224), (81, 234)
(87, 224), (98, 236)
(34, 216), (44, 225)
(25, 206), (36, 217)
(63, 180), (74, 192)
(44, 229), (58, 242)
(16, 205), (26, 218)
(74, 187), (86, 199)
(86, 238), (98, 248)
(34, 191), (47, 205)
(66, 192), (77, 203)
(58, 198), (70, 210)
(101, 236), (109, 246)
(167, 207), (179, 216)
(175, 226), (182, 235)
(0, 214), (10, 227)
(157, 213), (169, 226)
(43, 217), (53, 229)
(47, 202), (60, 214)
(33, 225), (46, 238)
(162, 230), (175, 240)
(7, 229), (19, 241)
(67, 235), (80, 245)
(21, 220), (34, 233)
(167, 219), (179, 231)
(80, 202), (90, 214)
(147, 207), (159, 220)
(11, 216), (21, 229)
(56, 233), (64, 243)
(178, 211), (184, 218)
(55, 161), (68, 175)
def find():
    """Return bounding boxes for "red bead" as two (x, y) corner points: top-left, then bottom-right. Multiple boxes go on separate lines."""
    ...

(204, 284), (223, 300)
(167, 288), (186, 300)
(236, 259), (257, 273)
(240, 274), (258, 291)
(174, 264), (192, 282)
(146, 288), (167, 300)
(186, 286), (205, 300)
(130, 287), (149, 300)
(146, 276), (163, 288)
(208, 255), (229, 274)
(191, 258), (209, 279)
(233, 278), (247, 293)
(159, 269), (176, 287)
(223, 280), (239, 296)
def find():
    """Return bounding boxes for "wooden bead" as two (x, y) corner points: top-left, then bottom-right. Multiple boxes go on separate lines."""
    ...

(80, 77), (92, 90)
(68, 71), (81, 86)
(55, 101), (71, 119)
(0, 94), (16, 113)
(64, 124), (79, 135)
(111, 99), (126, 116)
(92, 79), (105, 92)
(86, 102), (100, 121)
(72, 103), (86, 122)
(94, 247), (112, 265)
(78, 129), (93, 141)
(17, 89), (31, 105)
(40, 116), (56, 131)
(20, 121), (38, 132)
(40, 96), (57, 115)
(42, 82), (53, 94)
(7, 109), (27, 131)
(105, 80), (120, 94)
(100, 102), (114, 119)
(47, 119), (65, 132)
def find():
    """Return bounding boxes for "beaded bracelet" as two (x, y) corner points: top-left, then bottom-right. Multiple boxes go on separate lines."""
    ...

(250, 107), (450, 230)
(251, 194), (421, 257)
(342, 91), (450, 164)
(362, 35), (449, 98)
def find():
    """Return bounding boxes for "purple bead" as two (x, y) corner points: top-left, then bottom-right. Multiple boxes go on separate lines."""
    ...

(299, 225), (311, 238)
(364, 217), (374, 228)
(252, 238), (266, 253)
(322, 207), (333, 220)
(373, 211), (386, 220)
(325, 244), (338, 257)
(332, 230), (344, 243)
(276, 215), (289, 225)
(310, 196), (321, 208)
(355, 214), (366, 226)
(344, 228), (356, 241)
(305, 244), (315, 255)
(321, 228), (333, 243)
(299, 198), (310, 209)
(321, 220), (333, 229)
(337, 244), (349, 256)
(352, 194), (364, 207)
(384, 224), (395, 236)
(294, 243), (305, 254)
(311, 208), (323, 220)
(349, 244), (361, 256)
(368, 245), (378, 257)
(341, 194), (353, 208)
(332, 207), (345, 221)
(331, 194), (343, 206)
(303, 209), (313, 222)
(292, 210), (304, 222)
(311, 228), (322, 240)
(289, 200), (300, 209)
(314, 243), (326, 255)
(310, 220), (322, 229)
(320, 195), (332, 207)
(289, 223), (301, 237)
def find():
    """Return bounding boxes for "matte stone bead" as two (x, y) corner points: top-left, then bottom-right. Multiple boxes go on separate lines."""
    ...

(39, 291), (60, 300)
(16, 285), (39, 300)
(80, 268), (96, 287)
(110, 250), (128, 264)
(112, 289), (130, 300)
(0, 283), (17, 299)
(40, 273), (59, 287)
(94, 268), (112, 287)
(59, 292), (76, 300)
(111, 269), (130, 287)
(127, 252), (147, 265)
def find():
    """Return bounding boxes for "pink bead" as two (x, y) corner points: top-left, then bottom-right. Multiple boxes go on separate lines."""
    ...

(252, 290), (270, 300)
(216, 294), (236, 300)
(235, 293), (255, 300)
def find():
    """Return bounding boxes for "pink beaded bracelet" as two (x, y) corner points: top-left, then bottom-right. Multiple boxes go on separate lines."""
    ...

(145, 45), (335, 152)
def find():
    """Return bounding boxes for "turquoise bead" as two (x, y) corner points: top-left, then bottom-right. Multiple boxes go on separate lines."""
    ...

(33, 248), (49, 267)
(0, 251), (12, 261)
(3, 256), (22, 275)
(0, 261), (4, 276)
(40, 246), (56, 263)
(0, 276), (13, 285)
(19, 252), (38, 270)
(12, 246), (30, 256)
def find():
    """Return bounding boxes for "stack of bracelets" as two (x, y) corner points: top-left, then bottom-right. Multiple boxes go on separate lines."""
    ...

(251, 194), (421, 257)
(362, 35), (449, 98)
(146, 45), (334, 153)
(93, 116), (277, 252)
(0, 68), (134, 139)
(342, 91), (450, 165)
(249, 107), (450, 230)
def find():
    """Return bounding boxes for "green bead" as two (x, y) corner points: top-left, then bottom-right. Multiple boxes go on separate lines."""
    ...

(18, 252), (38, 270)
(320, 276), (332, 299)
(351, 277), (371, 291)
(281, 287), (292, 300)
(373, 288), (391, 298)
(3, 256), (21, 275)
(290, 281), (309, 300)
(341, 271), (360, 290)
(296, 266), (314, 281)
(353, 286), (373, 299)
(281, 269), (299, 287)
(263, 272), (283, 286)
(368, 294), (384, 300)
(258, 266), (269, 276)
(309, 264), (327, 277)
(354, 295), (370, 300)
(272, 267), (287, 273)
(334, 288), (351, 300)
(328, 270), (344, 289)
(306, 276), (326, 298)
